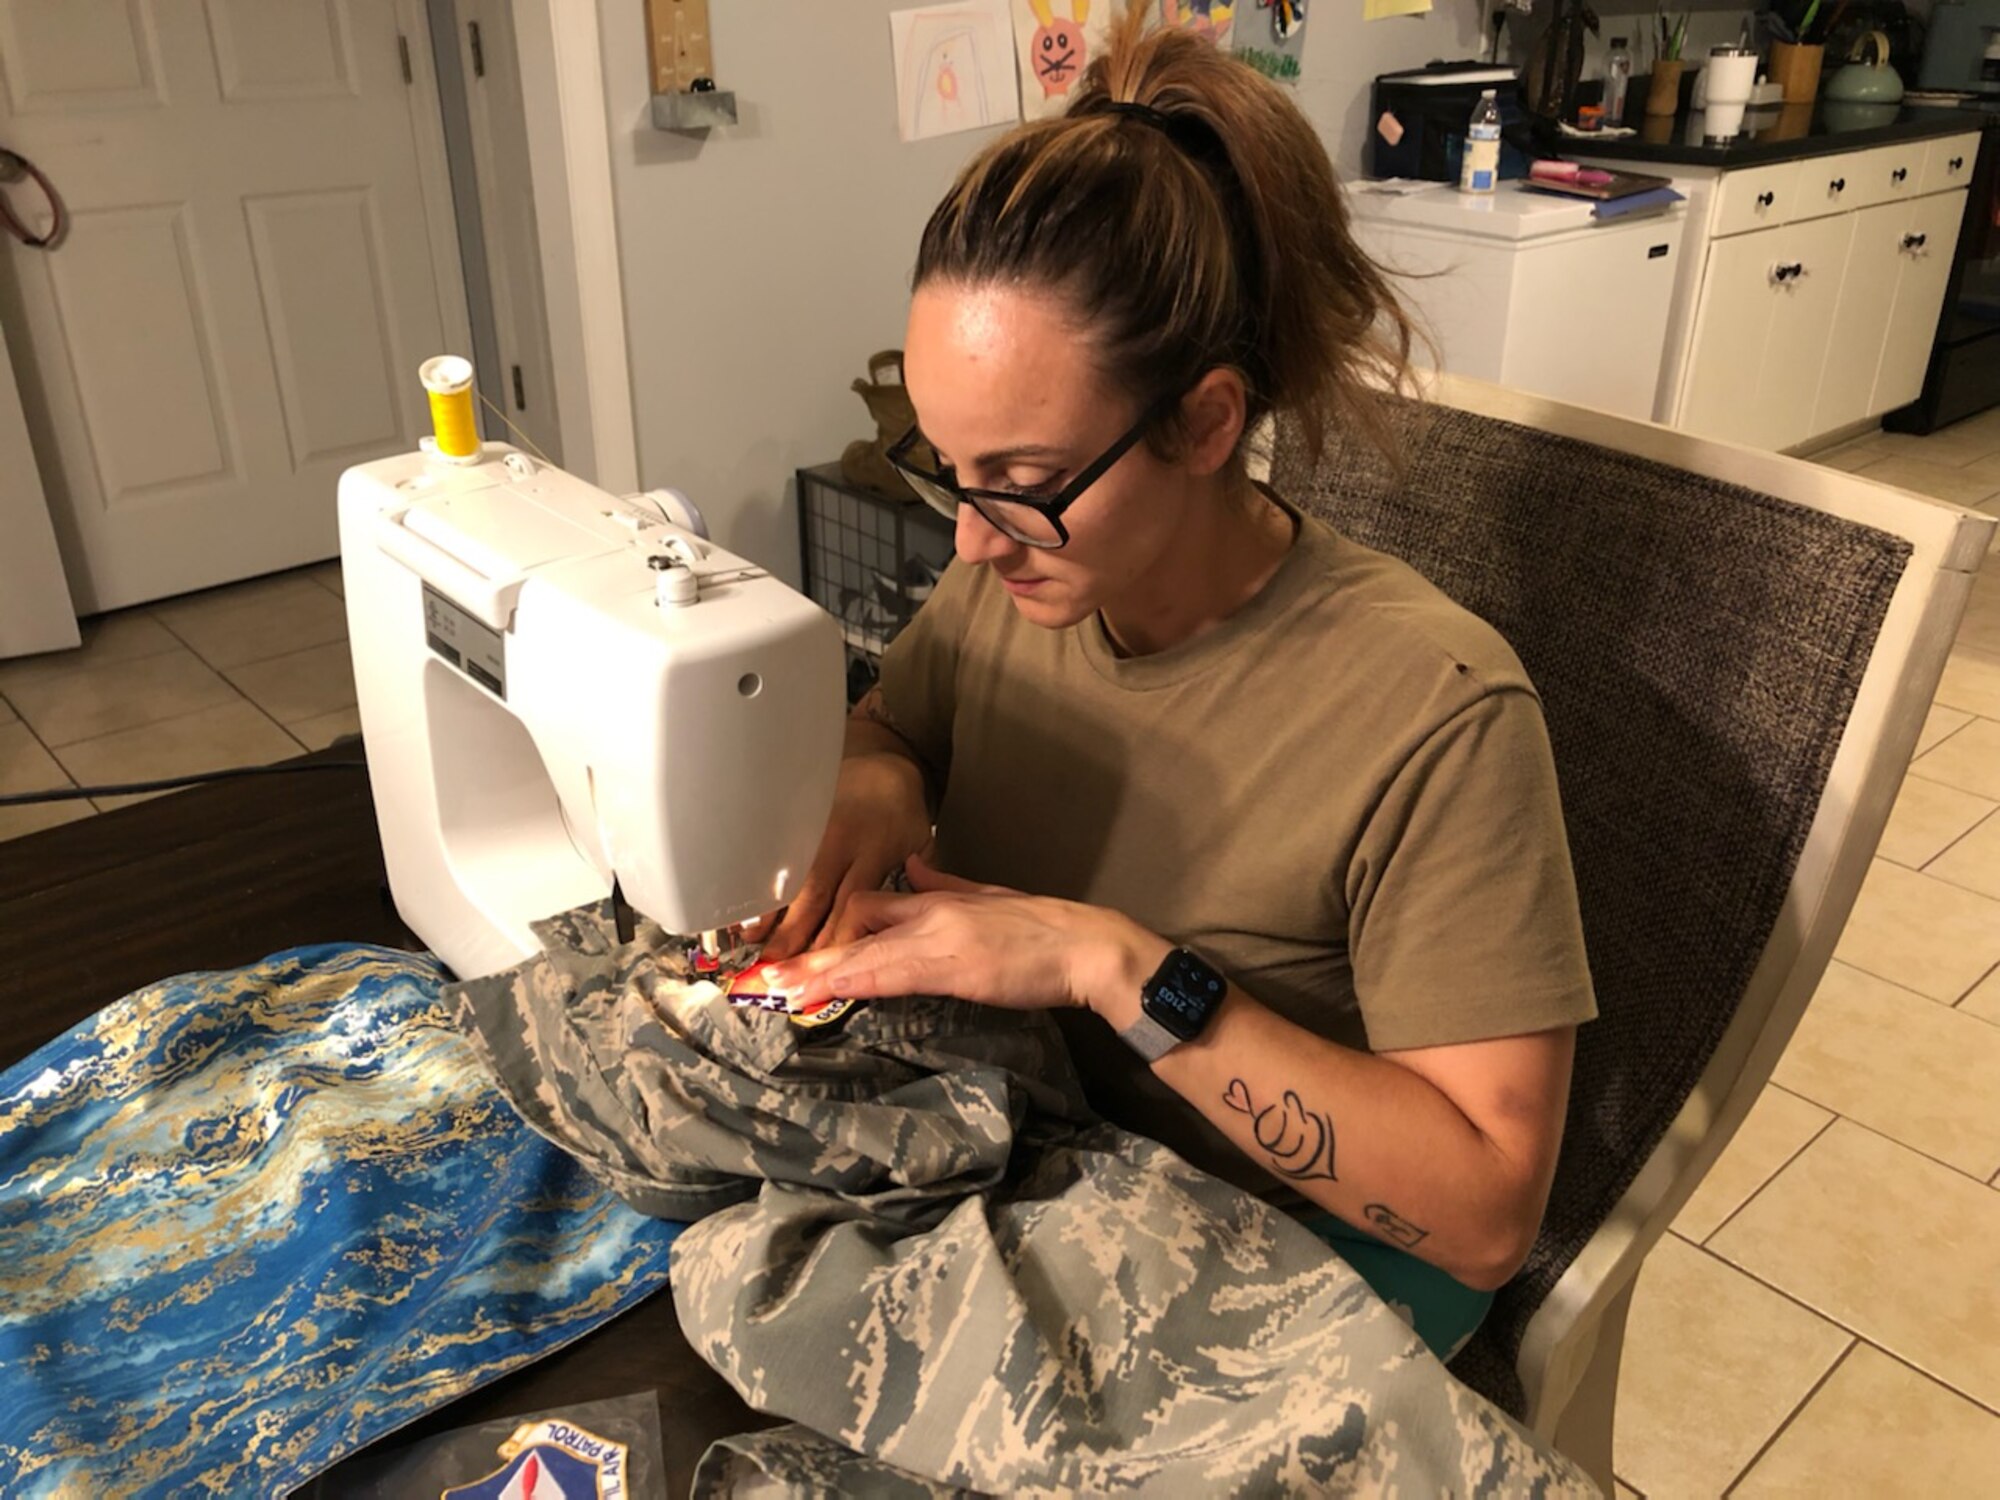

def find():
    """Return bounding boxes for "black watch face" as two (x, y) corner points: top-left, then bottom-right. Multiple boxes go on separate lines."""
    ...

(1144, 950), (1226, 1041)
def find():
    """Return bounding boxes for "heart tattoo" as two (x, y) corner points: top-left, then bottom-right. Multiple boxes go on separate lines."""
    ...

(1222, 1076), (1337, 1182)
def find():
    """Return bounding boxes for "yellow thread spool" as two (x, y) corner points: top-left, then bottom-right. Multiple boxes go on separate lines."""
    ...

(419, 355), (480, 461)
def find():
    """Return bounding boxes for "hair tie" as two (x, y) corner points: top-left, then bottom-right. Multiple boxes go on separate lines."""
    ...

(1103, 100), (1179, 136)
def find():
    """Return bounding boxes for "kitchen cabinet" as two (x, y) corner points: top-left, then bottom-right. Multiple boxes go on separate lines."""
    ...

(1682, 214), (1854, 449)
(1814, 201), (1917, 433)
(1575, 125), (1980, 451)
(1873, 189), (1976, 414)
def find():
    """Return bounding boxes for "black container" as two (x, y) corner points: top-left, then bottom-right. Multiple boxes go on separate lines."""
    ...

(795, 463), (955, 703)
(1369, 63), (1534, 181)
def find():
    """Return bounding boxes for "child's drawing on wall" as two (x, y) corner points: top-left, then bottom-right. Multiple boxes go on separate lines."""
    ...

(1012, 0), (1115, 121)
(891, 2), (1021, 141)
(1159, 0), (1236, 46)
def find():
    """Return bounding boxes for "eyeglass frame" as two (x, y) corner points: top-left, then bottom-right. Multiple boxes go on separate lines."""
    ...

(884, 387), (1186, 550)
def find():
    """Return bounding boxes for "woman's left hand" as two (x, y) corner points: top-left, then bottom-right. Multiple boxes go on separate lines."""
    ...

(759, 853), (1168, 1018)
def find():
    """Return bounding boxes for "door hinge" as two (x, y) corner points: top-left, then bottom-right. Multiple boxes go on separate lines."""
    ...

(469, 20), (486, 78)
(398, 33), (413, 84)
(511, 364), (526, 410)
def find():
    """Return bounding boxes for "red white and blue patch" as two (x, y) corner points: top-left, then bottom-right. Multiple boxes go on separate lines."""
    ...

(442, 1418), (630, 1499)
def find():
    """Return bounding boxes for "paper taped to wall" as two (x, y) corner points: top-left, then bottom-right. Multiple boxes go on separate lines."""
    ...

(891, 1), (1021, 142)
(1013, 0), (1115, 120)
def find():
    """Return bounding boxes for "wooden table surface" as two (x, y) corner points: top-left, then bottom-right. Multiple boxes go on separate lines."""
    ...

(0, 751), (773, 1495)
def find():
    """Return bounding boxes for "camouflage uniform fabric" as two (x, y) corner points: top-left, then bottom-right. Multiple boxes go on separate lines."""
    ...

(451, 902), (1598, 1498)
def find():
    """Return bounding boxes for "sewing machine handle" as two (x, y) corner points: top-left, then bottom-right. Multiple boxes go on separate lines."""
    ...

(371, 510), (521, 630)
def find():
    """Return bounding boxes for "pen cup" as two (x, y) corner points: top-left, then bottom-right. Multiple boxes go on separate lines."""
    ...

(1645, 59), (1685, 115)
(1769, 41), (1824, 105)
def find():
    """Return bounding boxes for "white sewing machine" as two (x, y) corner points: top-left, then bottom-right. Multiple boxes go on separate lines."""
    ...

(337, 445), (845, 981)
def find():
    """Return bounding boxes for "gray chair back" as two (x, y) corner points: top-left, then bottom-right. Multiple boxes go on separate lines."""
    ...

(1271, 396), (1912, 1417)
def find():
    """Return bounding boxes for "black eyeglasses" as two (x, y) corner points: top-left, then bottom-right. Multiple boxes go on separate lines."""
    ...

(885, 391), (1181, 549)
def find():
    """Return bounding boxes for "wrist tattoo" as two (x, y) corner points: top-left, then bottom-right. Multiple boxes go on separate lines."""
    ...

(1362, 1203), (1430, 1249)
(1223, 1078), (1337, 1182)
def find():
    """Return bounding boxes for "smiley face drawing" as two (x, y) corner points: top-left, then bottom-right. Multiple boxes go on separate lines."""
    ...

(1028, 0), (1090, 98)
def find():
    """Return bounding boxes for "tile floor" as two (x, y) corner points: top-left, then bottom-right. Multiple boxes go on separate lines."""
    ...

(0, 561), (352, 839)
(3, 415), (1999, 1495)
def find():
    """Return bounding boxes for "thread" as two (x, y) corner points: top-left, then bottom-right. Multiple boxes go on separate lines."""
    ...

(419, 355), (480, 460)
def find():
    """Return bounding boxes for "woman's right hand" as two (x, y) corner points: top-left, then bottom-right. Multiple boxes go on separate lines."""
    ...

(756, 751), (933, 961)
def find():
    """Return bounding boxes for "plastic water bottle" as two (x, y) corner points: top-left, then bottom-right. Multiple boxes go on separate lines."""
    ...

(1459, 90), (1501, 194)
(1604, 38), (1633, 124)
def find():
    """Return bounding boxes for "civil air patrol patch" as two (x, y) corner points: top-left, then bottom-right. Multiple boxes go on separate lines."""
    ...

(441, 1418), (631, 1499)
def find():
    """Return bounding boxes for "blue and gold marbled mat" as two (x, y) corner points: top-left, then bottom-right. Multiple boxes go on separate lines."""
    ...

(0, 945), (683, 1498)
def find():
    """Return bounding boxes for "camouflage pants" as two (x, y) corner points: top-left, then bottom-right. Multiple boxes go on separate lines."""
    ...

(451, 903), (1597, 1498)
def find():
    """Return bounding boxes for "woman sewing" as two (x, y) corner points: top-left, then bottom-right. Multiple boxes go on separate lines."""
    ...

(761, 4), (1596, 1361)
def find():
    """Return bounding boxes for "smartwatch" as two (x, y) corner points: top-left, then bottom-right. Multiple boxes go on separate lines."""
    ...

(1117, 946), (1228, 1063)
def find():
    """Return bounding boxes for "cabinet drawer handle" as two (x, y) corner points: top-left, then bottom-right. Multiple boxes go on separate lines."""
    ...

(1902, 232), (1928, 252)
(1772, 261), (1805, 282)
(1829, 177), (1846, 192)
(1892, 167), (1909, 183)
(1756, 190), (1776, 207)
(1951, 156), (1966, 172)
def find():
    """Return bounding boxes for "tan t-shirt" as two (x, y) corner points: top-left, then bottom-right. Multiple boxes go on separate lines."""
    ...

(877, 501), (1597, 1197)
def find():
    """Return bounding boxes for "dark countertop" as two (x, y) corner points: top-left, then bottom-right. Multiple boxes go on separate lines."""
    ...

(1561, 95), (1994, 169)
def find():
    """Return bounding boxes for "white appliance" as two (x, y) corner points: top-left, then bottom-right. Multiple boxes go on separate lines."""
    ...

(338, 446), (845, 981)
(1345, 182), (1686, 423)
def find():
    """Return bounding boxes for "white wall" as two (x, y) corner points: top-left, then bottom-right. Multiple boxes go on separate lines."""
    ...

(1292, 2), (1490, 178)
(595, 0), (1490, 582)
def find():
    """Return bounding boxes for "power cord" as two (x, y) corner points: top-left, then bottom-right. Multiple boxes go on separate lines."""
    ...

(0, 758), (367, 807)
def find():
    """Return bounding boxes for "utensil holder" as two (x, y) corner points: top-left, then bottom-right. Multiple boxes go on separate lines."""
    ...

(1769, 41), (1824, 105)
(1645, 60), (1685, 115)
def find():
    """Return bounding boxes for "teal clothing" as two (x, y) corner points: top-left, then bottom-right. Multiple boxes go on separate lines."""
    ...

(1299, 1210), (1495, 1361)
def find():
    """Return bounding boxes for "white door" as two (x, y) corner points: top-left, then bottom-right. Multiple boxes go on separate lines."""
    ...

(1681, 229), (1785, 448)
(1813, 200), (1906, 435)
(1760, 212), (1855, 451)
(1872, 190), (1971, 416)
(0, 315), (78, 658)
(0, 0), (469, 612)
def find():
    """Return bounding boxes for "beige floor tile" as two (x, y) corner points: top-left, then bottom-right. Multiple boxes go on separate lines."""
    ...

(1915, 702), (1974, 757)
(309, 560), (344, 599)
(1926, 808), (2000, 903)
(0, 609), (182, 693)
(1961, 966), (2000, 1025)
(1877, 776), (1995, 869)
(152, 574), (347, 671)
(0, 722), (93, 841)
(1854, 455), (2000, 508)
(1872, 421), (2000, 469)
(1673, 1086), (1833, 1244)
(1908, 716), (2000, 801)
(54, 701), (303, 812)
(1954, 563), (2000, 658)
(1, 649), (241, 748)
(1773, 961), (2000, 1179)
(1933, 653), (2000, 719)
(1711, 1119), (2000, 1410)
(224, 641), (355, 726)
(1815, 437), (1891, 473)
(1832, 858), (2000, 1003)
(1734, 1343), (2000, 1499)
(1612, 1234), (1849, 1499)
(290, 706), (361, 751)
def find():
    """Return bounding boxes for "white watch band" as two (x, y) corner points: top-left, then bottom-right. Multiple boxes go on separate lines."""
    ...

(1116, 1010), (1183, 1063)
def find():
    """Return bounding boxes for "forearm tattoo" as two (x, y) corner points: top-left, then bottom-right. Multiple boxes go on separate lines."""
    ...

(1363, 1203), (1431, 1248)
(1223, 1078), (1338, 1182)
